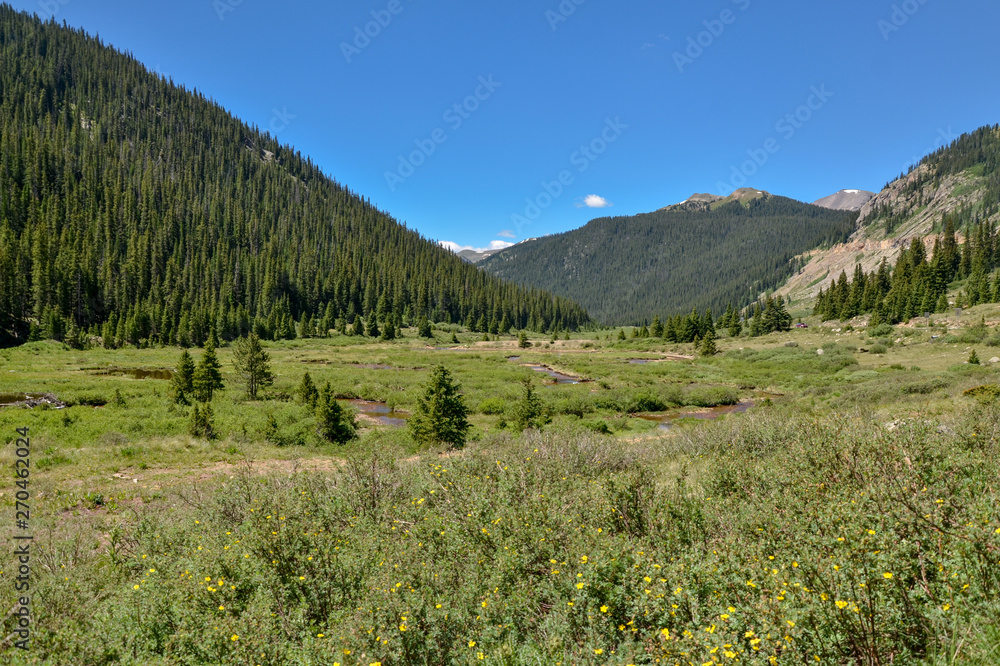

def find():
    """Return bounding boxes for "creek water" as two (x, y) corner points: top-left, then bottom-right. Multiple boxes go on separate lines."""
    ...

(92, 367), (174, 380)
(0, 392), (47, 406)
(340, 399), (408, 427)
(638, 401), (754, 430)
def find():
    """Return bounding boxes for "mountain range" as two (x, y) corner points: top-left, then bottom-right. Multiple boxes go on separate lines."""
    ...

(476, 133), (998, 324)
(480, 189), (858, 323)
(2, 5), (997, 340)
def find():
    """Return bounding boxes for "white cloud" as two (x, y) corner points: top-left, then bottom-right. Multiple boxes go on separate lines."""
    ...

(497, 229), (516, 238)
(439, 240), (514, 254)
(641, 42), (656, 50)
(578, 194), (613, 208)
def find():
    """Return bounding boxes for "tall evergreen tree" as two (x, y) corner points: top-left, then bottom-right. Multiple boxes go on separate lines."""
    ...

(232, 333), (274, 400)
(192, 338), (225, 402)
(298, 371), (319, 409)
(172, 350), (195, 405)
(315, 382), (357, 444)
(409, 365), (470, 449)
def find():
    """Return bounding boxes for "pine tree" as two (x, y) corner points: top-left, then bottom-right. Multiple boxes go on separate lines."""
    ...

(190, 403), (218, 440)
(315, 382), (357, 444)
(232, 333), (274, 400)
(750, 304), (763, 337)
(193, 338), (225, 402)
(298, 371), (319, 408)
(728, 316), (743, 338)
(651, 315), (664, 338)
(172, 349), (195, 405)
(700, 328), (717, 356)
(518, 331), (532, 349)
(418, 316), (433, 338)
(409, 365), (470, 448)
(511, 380), (550, 432)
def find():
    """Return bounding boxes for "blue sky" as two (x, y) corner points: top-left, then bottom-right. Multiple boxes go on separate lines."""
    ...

(11, 0), (1000, 253)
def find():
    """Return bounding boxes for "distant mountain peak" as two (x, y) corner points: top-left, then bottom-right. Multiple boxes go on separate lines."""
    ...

(663, 188), (769, 211)
(813, 189), (876, 211)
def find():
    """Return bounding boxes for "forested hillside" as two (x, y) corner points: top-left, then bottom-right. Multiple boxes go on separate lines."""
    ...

(812, 125), (1000, 324)
(780, 125), (1000, 305)
(482, 191), (857, 324)
(865, 125), (1000, 235)
(0, 7), (588, 348)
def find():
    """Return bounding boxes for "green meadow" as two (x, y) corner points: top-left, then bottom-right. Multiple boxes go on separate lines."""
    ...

(1, 311), (999, 664)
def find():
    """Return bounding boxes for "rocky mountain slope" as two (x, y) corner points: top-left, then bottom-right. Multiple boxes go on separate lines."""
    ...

(779, 126), (1000, 307)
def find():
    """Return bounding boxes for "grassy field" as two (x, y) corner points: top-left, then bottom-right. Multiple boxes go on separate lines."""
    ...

(1, 309), (999, 664)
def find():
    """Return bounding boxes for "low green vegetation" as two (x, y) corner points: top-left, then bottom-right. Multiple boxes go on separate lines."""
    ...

(1, 311), (1000, 663)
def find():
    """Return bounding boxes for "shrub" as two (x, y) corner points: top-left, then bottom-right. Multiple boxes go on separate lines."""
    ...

(71, 392), (107, 407)
(264, 412), (313, 447)
(477, 396), (507, 415)
(869, 323), (894, 337)
(683, 386), (739, 407)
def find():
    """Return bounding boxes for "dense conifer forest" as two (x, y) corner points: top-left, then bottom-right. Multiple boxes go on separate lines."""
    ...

(0, 8), (588, 348)
(481, 195), (857, 324)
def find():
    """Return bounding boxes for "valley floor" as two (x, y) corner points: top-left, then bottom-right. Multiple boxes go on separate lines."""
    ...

(1, 312), (999, 664)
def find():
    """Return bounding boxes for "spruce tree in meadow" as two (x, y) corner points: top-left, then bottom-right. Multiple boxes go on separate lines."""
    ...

(409, 365), (470, 448)
(315, 382), (357, 444)
(172, 349), (196, 405)
(700, 327), (718, 357)
(298, 371), (319, 408)
(193, 337), (225, 402)
(232, 333), (274, 400)
(418, 316), (433, 339)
